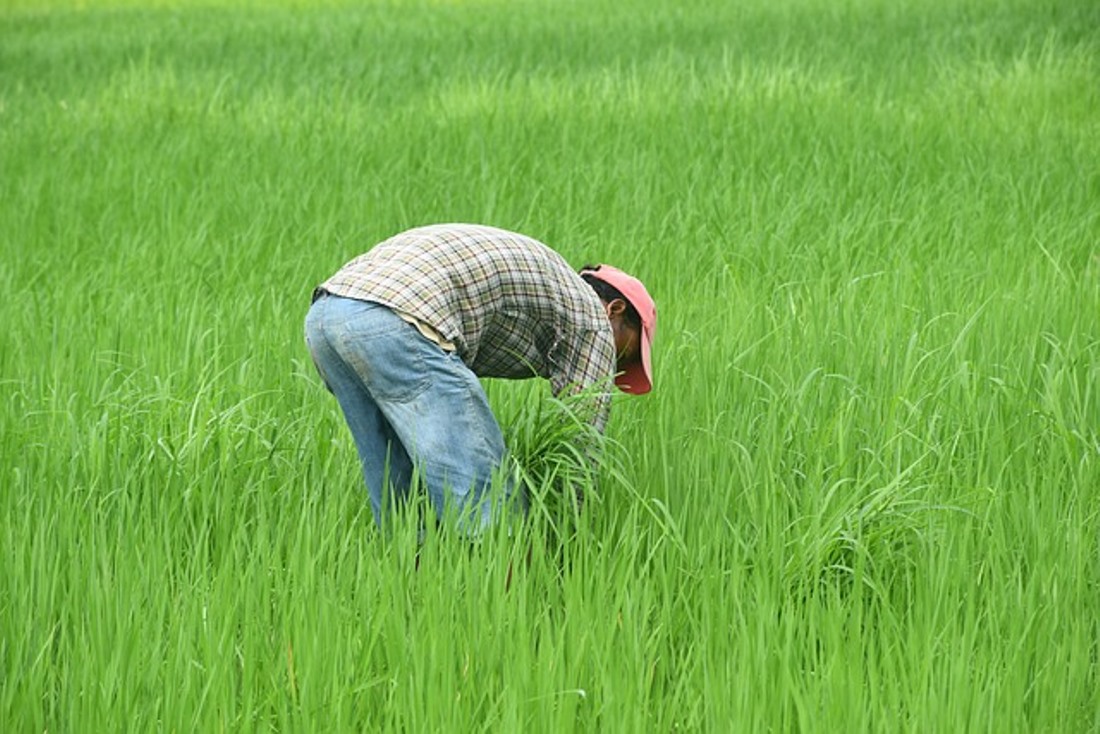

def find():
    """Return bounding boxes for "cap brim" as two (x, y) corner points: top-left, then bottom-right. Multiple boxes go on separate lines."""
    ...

(614, 322), (653, 395)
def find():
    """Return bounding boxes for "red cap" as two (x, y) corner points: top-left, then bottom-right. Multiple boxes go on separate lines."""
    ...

(580, 265), (656, 395)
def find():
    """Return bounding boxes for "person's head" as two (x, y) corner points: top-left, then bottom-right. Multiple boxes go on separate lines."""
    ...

(579, 264), (656, 395)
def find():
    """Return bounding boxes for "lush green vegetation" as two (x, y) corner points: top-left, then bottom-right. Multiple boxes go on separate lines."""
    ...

(2, 0), (1097, 729)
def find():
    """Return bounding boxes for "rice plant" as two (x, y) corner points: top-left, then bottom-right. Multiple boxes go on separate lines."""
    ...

(1, 0), (1097, 730)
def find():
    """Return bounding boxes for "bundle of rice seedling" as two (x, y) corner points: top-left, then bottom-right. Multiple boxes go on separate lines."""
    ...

(501, 384), (628, 544)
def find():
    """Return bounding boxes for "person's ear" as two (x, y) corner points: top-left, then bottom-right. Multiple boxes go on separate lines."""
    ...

(606, 298), (627, 317)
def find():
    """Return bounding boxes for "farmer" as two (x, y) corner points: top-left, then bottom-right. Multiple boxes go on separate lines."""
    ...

(305, 223), (656, 533)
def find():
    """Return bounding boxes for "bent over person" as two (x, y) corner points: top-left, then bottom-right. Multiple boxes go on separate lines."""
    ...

(305, 223), (656, 533)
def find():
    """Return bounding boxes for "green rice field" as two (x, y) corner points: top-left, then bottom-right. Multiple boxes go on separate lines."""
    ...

(2, 0), (1098, 730)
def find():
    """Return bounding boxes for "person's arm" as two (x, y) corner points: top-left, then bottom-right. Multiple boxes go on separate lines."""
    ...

(549, 326), (617, 433)
(549, 327), (617, 509)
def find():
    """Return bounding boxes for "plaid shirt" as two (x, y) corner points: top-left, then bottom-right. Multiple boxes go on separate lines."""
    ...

(318, 224), (616, 432)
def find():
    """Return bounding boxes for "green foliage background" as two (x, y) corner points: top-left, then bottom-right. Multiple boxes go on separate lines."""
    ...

(1, 0), (1097, 730)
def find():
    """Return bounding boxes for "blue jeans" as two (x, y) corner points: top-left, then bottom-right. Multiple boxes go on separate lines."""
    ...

(304, 294), (517, 534)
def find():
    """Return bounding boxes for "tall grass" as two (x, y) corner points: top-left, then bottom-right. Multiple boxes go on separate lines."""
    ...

(1, 0), (1097, 730)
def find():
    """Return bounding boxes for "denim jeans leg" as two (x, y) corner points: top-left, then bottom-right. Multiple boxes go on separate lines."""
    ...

(306, 295), (517, 535)
(378, 347), (515, 535)
(304, 297), (414, 523)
